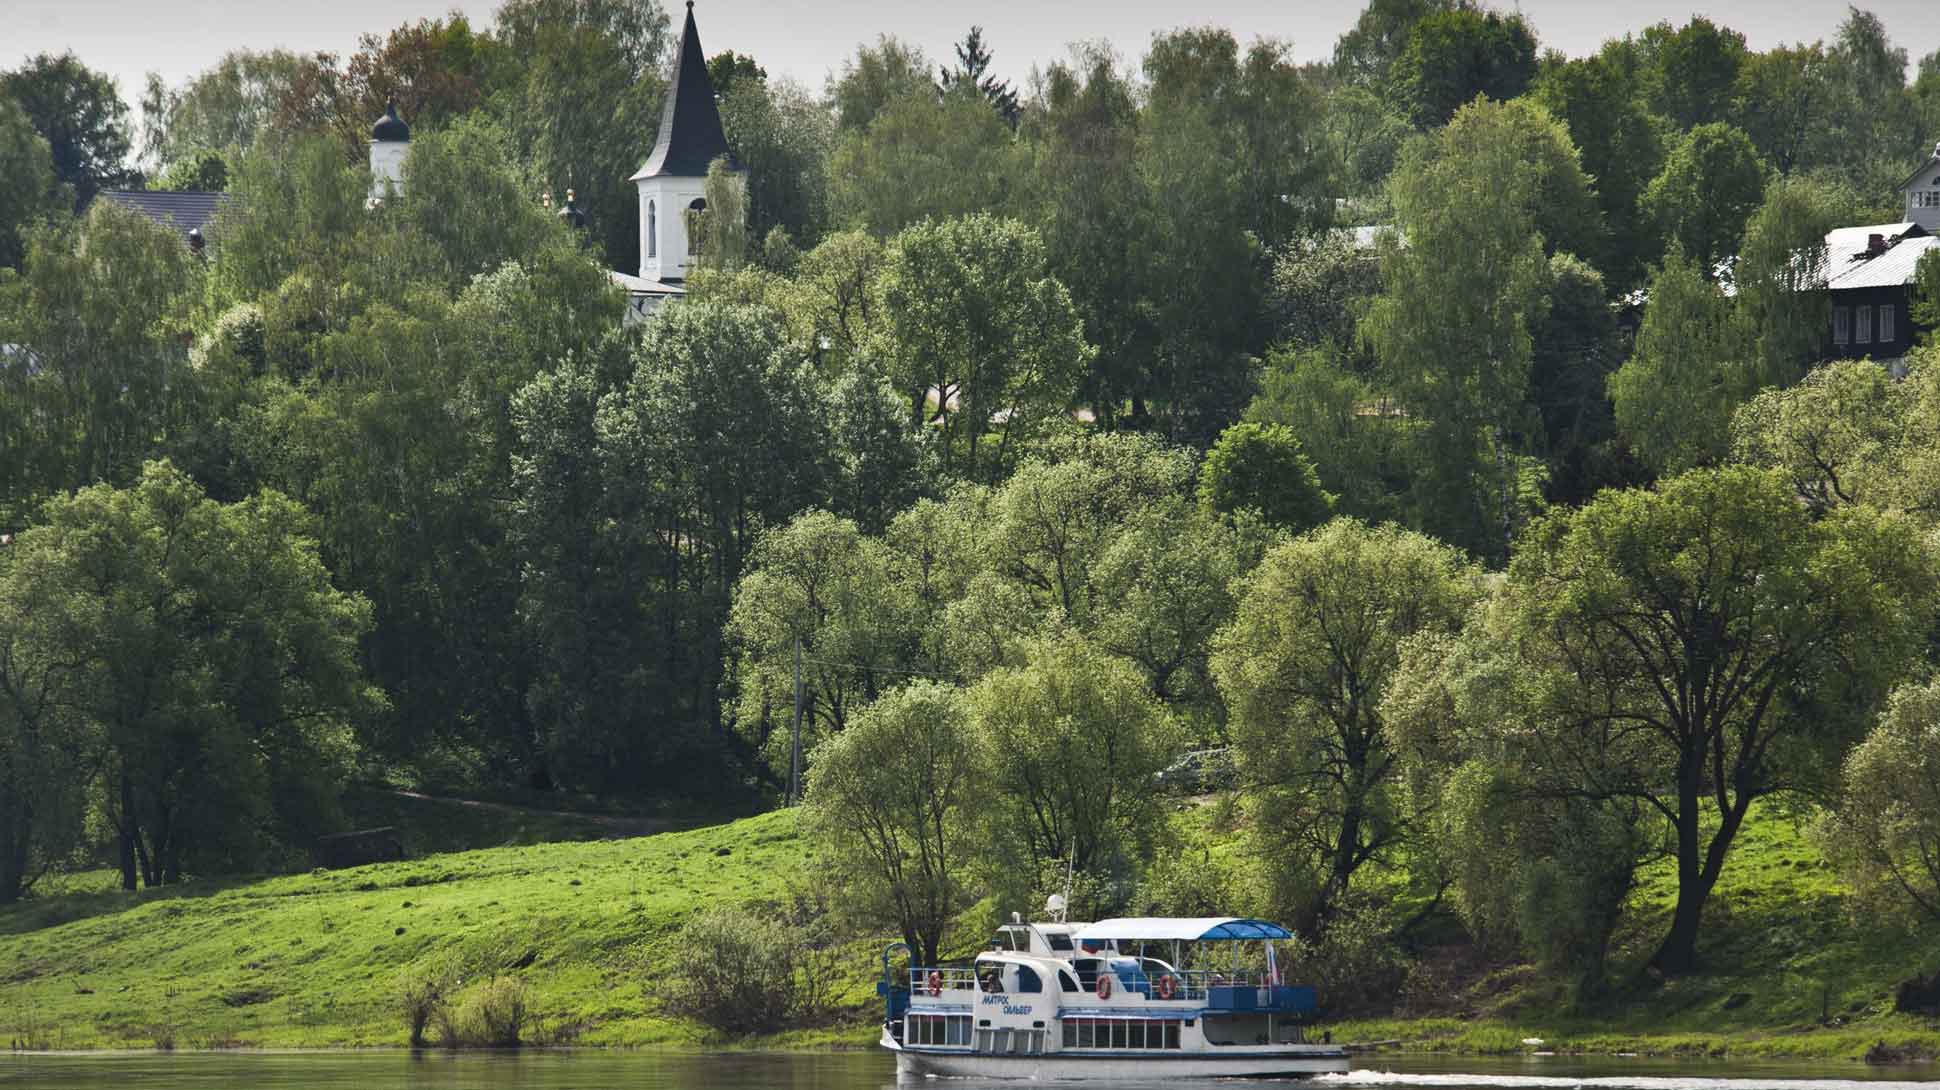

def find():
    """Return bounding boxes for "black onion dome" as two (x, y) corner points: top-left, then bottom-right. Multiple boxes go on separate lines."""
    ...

(372, 101), (411, 142)
(633, 3), (740, 179)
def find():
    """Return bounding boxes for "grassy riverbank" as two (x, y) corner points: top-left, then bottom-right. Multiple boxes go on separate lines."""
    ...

(3, 796), (1937, 1057)
(0, 807), (881, 1050)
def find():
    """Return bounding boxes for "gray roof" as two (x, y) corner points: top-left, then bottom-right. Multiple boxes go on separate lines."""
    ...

(630, 3), (739, 181)
(98, 190), (226, 240)
(1827, 235), (1940, 291)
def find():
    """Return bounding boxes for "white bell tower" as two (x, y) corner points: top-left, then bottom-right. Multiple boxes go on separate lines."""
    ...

(629, 1), (741, 282)
(369, 101), (410, 200)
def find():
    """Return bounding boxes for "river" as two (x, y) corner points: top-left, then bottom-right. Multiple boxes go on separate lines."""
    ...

(2, 1052), (1938, 1090)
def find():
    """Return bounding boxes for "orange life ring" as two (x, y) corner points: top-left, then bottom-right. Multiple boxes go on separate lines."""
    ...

(1096, 974), (1114, 1000)
(927, 970), (943, 997)
(1156, 975), (1177, 1001)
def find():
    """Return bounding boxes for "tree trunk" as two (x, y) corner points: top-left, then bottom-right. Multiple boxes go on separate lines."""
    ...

(0, 803), (26, 906)
(1650, 756), (1750, 974)
(117, 772), (138, 892)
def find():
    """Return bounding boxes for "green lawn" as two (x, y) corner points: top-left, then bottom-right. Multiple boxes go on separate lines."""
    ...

(0, 810), (882, 1050)
(4, 796), (1937, 1056)
(1323, 801), (1940, 1061)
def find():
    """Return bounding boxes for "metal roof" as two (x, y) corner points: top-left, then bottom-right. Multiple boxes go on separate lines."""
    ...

(630, 3), (740, 181)
(97, 190), (226, 240)
(1073, 917), (1294, 942)
(608, 268), (686, 296)
(1827, 235), (1940, 291)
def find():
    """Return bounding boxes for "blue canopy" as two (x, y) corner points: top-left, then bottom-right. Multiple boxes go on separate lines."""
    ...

(1073, 917), (1294, 943)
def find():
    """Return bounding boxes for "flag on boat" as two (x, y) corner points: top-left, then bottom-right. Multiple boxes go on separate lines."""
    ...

(1265, 940), (1281, 986)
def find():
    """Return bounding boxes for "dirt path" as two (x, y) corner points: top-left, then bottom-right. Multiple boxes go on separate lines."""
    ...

(388, 790), (680, 838)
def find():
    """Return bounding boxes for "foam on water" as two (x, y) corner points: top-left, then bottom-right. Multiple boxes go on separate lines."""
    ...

(1320, 1070), (1940, 1090)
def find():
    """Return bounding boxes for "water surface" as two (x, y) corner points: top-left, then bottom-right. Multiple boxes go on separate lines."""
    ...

(2, 1050), (1936, 1089)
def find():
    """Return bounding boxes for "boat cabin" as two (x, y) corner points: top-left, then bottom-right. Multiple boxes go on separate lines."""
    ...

(884, 915), (1325, 1064)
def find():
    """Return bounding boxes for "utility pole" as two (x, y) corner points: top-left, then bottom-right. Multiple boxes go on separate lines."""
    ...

(789, 635), (804, 805)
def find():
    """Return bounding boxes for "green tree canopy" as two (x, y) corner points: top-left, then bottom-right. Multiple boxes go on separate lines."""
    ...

(1638, 17), (1747, 130)
(1389, 7), (1538, 128)
(1607, 245), (1745, 475)
(1501, 465), (1935, 973)
(971, 632), (1182, 906)
(2, 52), (137, 207)
(1198, 422), (1334, 533)
(805, 680), (989, 966)
(1821, 678), (1940, 924)
(12, 462), (380, 891)
(0, 97), (64, 269)
(873, 214), (1090, 480)
(1213, 519), (1483, 933)
(1641, 122), (1767, 274)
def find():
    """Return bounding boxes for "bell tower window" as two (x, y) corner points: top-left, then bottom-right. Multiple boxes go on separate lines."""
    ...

(687, 197), (707, 255)
(648, 200), (657, 258)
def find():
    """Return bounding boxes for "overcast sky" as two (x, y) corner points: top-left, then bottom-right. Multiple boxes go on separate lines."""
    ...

(11, 0), (1938, 123)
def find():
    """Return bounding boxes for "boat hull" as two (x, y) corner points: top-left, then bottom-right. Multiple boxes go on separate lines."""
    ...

(885, 1034), (1350, 1080)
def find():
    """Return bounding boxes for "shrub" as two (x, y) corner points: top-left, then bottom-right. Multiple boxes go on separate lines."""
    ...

(396, 966), (454, 1046)
(671, 906), (801, 1034)
(459, 976), (532, 1048)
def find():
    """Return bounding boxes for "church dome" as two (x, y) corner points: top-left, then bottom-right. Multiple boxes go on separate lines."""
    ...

(372, 101), (411, 143)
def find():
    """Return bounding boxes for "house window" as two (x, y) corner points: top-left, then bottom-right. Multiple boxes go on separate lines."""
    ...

(648, 200), (657, 258)
(1919, 190), (1940, 209)
(1881, 304), (1896, 344)
(1833, 306), (1850, 345)
(1857, 305), (1873, 344)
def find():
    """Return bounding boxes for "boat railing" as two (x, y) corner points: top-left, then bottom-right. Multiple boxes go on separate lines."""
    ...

(907, 966), (980, 995)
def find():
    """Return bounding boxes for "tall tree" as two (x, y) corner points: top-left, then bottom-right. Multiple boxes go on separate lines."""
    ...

(829, 89), (1017, 234)
(872, 214), (1091, 480)
(0, 97), (63, 269)
(1362, 97), (1599, 557)
(971, 632), (1182, 897)
(1389, 7), (1539, 128)
(2, 52), (137, 207)
(20, 462), (379, 890)
(1640, 122), (1766, 274)
(827, 36), (933, 132)
(939, 26), (1019, 127)
(1638, 17), (1747, 130)
(719, 77), (833, 247)
(495, 0), (671, 272)
(1606, 246), (1745, 475)
(1136, 28), (1328, 441)
(1532, 52), (1663, 287)
(1331, 0), (1453, 89)
(1213, 519), (1483, 933)
(805, 681), (990, 967)
(0, 202), (199, 517)
(1022, 45), (1148, 426)
(1501, 465), (1934, 973)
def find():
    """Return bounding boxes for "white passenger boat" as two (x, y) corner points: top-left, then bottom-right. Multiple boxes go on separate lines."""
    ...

(877, 909), (1350, 1079)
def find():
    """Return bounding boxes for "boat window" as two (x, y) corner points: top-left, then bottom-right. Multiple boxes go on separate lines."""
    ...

(1047, 932), (1074, 952)
(977, 965), (1004, 992)
(1073, 958), (1100, 990)
(1014, 966), (1042, 993)
(1058, 970), (1079, 993)
(905, 1013), (972, 1047)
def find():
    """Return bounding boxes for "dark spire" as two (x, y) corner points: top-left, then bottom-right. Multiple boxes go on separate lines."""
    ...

(631, 2), (739, 179)
(372, 99), (410, 142)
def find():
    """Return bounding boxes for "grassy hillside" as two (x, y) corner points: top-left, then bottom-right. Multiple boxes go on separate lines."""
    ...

(4, 796), (1938, 1056)
(0, 809), (882, 1050)
(1324, 803), (1940, 1061)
